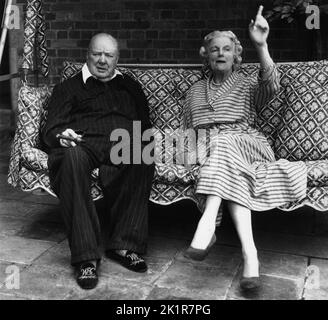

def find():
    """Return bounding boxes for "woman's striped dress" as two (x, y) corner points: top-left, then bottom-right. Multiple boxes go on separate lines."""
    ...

(183, 65), (307, 211)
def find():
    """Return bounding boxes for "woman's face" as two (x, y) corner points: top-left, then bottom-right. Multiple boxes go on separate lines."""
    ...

(207, 36), (235, 74)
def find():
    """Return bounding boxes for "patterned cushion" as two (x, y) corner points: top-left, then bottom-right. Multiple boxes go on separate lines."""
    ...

(155, 163), (199, 185)
(18, 85), (51, 150)
(21, 148), (48, 172)
(119, 67), (178, 131)
(61, 61), (83, 81)
(8, 85), (51, 188)
(275, 63), (328, 160)
(307, 160), (328, 187)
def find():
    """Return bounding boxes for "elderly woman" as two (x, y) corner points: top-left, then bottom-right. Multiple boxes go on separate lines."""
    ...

(183, 6), (307, 291)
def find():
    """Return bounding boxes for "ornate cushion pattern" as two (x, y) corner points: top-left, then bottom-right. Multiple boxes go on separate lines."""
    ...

(8, 61), (328, 212)
(275, 80), (328, 161)
(307, 160), (328, 187)
(8, 85), (51, 188)
(155, 163), (199, 185)
(21, 148), (48, 172)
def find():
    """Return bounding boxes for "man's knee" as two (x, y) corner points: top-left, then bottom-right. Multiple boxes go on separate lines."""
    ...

(62, 146), (93, 170)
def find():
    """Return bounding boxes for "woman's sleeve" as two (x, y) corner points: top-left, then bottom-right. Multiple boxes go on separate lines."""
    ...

(181, 89), (197, 166)
(182, 89), (193, 130)
(250, 64), (280, 111)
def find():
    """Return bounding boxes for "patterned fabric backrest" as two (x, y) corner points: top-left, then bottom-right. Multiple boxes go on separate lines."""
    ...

(274, 60), (328, 161)
(60, 60), (327, 160)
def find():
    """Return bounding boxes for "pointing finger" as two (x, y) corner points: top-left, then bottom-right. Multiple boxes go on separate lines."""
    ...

(257, 5), (263, 17)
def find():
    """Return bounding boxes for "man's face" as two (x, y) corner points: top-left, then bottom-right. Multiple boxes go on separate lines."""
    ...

(87, 36), (119, 81)
(207, 36), (235, 74)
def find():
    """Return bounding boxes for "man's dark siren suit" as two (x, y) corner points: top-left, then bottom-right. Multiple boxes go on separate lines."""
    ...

(42, 72), (154, 265)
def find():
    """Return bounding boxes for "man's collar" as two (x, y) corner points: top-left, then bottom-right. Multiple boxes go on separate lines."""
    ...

(82, 63), (123, 84)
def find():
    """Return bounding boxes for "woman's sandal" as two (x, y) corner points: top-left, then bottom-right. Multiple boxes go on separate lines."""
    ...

(183, 233), (217, 261)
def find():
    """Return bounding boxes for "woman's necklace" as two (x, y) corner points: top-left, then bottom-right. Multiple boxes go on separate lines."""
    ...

(209, 78), (222, 91)
(208, 77), (223, 101)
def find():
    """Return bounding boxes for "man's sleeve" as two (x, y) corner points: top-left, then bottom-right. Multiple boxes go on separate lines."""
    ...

(124, 75), (151, 132)
(41, 83), (73, 149)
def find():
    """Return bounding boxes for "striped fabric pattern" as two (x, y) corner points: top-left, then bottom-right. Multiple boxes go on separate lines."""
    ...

(184, 66), (308, 211)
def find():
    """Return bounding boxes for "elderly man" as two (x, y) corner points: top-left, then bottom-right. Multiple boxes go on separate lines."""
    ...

(42, 33), (154, 290)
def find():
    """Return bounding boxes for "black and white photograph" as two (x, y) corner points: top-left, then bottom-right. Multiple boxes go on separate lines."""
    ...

(0, 0), (328, 306)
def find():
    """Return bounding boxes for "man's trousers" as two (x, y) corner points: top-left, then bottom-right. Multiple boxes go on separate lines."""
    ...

(48, 146), (154, 266)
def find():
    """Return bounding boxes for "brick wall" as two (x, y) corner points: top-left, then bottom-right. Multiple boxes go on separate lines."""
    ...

(15, 0), (328, 84)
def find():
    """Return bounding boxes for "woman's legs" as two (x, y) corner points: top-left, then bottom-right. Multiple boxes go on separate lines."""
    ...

(190, 195), (222, 249)
(227, 201), (259, 278)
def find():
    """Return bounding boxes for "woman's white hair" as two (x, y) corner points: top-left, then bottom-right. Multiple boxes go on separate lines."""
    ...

(199, 30), (243, 70)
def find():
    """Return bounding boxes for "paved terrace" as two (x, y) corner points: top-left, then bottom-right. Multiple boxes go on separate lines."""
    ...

(1, 146), (328, 300)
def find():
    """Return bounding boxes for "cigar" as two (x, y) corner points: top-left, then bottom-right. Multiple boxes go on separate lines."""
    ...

(56, 134), (85, 143)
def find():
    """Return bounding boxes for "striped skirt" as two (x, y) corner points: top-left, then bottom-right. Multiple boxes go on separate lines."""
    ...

(195, 125), (307, 211)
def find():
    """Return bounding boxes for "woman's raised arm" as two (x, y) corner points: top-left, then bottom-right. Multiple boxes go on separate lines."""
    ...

(249, 5), (274, 80)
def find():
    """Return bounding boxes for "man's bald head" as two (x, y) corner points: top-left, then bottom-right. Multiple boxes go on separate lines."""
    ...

(88, 33), (119, 54)
(86, 33), (120, 82)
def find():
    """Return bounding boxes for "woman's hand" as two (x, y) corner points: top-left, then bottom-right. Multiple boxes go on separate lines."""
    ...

(249, 5), (269, 48)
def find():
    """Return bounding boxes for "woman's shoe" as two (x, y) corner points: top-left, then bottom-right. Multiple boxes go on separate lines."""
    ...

(239, 276), (261, 291)
(240, 260), (261, 291)
(183, 234), (217, 261)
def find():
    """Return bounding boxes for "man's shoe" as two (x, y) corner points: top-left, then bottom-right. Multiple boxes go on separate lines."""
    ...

(106, 250), (148, 273)
(183, 234), (217, 261)
(75, 262), (98, 290)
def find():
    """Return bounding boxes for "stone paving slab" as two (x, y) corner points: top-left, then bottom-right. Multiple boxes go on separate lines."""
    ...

(175, 243), (241, 268)
(16, 218), (66, 243)
(0, 293), (27, 300)
(0, 182), (32, 201)
(258, 251), (308, 280)
(0, 216), (29, 237)
(302, 258), (328, 300)
(217, 227), (328, 259)
(32, 240), (71, 271)
(0, 235), (56, 265)
(101, 256), (173, 286)
(21, 193), (59, 206)
(0, 264), (76, 300)
(0, 261), (28, 289)
(146, 286), (223, 300)
(227, 270), (304, 300)
(154, 249), (241, 300)
(226, 250), (309, 300)
(18, 205), (62, 223)
(66, 276), (153, 300)
(0, 200), (57, 220)
(0, 203), (64, 242)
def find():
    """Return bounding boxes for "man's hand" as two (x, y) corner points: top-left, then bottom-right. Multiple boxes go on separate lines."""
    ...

(249, 5), (269, 48)
(57, 129), (84, 147)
